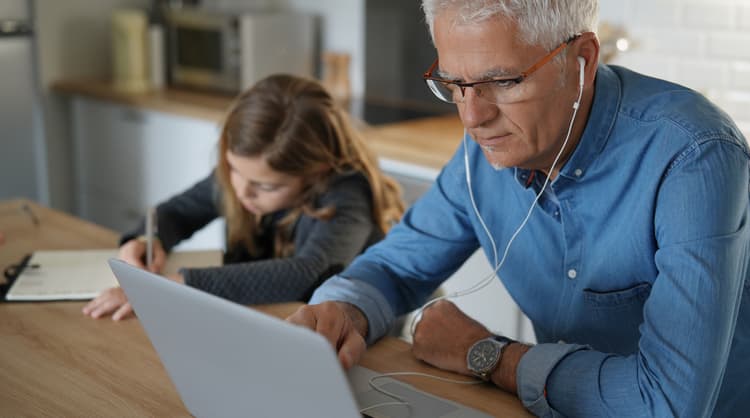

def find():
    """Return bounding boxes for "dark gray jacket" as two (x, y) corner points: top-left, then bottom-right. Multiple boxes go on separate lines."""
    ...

(122, 171), (383, 305)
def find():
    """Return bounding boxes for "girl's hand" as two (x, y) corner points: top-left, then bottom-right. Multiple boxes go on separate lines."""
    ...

(165, 273), (185, 284)
(81, 287), (134, 320)
(118, 237), (167, 273)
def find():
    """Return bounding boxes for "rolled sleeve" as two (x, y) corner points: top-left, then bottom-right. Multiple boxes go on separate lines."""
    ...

(517, 343), (591, 417)
(309, 275), (396, 345)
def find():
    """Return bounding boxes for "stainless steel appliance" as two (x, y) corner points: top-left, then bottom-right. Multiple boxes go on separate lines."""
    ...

(0, 0), (45, 201)
(166, 8), (314, 93)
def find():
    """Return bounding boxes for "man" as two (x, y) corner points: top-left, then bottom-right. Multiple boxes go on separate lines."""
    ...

(288, 1), (750, 416)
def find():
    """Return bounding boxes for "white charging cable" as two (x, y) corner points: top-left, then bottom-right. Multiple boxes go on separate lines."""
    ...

(359, 372), (482, 414)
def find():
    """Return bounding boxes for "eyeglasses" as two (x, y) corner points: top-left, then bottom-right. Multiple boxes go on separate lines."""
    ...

(423, 33), (582, 105)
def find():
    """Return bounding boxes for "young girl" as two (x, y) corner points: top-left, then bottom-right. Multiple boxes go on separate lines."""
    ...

(83, 74), (404, 320)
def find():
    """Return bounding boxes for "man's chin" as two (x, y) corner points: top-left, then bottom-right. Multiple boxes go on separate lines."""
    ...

(481, 148), (510, 171)
(490, 162), (508, 171)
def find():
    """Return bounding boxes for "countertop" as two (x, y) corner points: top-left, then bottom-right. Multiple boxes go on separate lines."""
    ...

(52, 79), (464, 173)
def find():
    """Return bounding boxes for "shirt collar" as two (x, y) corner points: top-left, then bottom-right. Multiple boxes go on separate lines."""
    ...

(513, 65), (621, 187)
(557, 64), (621, 182)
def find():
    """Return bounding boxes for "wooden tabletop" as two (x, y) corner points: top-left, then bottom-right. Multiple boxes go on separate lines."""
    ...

(52, 79), (466, 171)
(0, 199), (530, 417)
(0, 199), (119, 282)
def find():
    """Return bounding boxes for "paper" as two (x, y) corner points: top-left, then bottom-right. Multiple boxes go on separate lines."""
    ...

(5, 249), (222, 301)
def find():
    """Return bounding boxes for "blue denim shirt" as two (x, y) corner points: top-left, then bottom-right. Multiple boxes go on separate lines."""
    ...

(311, 65), (750, 417)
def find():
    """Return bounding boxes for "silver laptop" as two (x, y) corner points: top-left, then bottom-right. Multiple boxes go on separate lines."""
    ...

(109, 259), (492, 418)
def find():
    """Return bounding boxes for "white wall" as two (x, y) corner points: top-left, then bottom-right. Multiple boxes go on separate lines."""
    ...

(601, 0), (750, 136)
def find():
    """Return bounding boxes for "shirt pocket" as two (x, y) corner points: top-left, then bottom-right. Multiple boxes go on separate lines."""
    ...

(581, 282), (652, 354)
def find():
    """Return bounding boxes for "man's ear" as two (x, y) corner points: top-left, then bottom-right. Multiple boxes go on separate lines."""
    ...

(575, 32), (600, 88)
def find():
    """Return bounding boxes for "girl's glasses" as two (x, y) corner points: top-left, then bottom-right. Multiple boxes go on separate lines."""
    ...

(423, 33), (583, 105)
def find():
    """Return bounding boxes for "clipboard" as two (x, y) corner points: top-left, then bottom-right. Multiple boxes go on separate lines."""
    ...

(2, 249), (222, 302)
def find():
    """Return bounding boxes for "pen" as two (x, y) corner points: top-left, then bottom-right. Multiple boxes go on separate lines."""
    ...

(20, 203), (40, 227)
(145, 207), (156, 270)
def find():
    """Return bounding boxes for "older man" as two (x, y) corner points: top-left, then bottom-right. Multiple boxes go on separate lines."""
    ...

(289, 1), (750, 416)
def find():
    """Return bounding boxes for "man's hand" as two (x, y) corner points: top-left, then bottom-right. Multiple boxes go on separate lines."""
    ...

(286, 302), (368, 370)
(411, 300), (492, 375)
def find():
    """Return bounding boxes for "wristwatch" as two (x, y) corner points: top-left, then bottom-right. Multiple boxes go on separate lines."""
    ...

(466, 335), (512, 381)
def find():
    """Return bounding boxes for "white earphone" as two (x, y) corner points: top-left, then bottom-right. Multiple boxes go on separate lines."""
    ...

(574, 56), (586, 109)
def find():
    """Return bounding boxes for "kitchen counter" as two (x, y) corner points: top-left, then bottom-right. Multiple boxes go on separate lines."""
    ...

(52, 79), (234, 123)
(52, 79), (464, 172)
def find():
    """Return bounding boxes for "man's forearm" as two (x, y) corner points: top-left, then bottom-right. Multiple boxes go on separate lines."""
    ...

(490, 342), (532, 394)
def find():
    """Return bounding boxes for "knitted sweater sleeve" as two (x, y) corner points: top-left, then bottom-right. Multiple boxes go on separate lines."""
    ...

(182, 173), (377, 305)
(120, 173), (220, 252)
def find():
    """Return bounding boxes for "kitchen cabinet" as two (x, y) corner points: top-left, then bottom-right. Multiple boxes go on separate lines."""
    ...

(70, 97), (225, 250)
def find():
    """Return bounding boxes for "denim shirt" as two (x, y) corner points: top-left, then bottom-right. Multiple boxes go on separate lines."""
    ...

(311, 65), (750, 417)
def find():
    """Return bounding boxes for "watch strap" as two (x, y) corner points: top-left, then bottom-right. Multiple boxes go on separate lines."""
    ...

(492, 335), (513, 345)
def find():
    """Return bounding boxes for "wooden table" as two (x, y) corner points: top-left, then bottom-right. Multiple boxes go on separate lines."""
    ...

(0, 199), (530, 417)
(0, 199), (119, 280)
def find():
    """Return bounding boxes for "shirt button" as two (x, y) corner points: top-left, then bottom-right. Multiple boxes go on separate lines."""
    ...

(554, 210), (560, 217)
(574, 168), (583, 177)
(567, 269), (577, 279)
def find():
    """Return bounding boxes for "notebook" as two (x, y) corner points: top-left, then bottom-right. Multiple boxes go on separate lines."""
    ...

(108, 258), (493, 418)
(5, 249), (221, 301)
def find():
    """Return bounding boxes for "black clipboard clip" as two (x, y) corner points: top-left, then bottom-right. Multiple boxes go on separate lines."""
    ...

(2, 253), (36, 301)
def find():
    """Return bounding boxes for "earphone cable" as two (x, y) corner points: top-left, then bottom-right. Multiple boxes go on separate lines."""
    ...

(409, 66), (585, 337)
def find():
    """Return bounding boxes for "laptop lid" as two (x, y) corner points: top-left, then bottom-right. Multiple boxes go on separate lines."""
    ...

(109, 258), (360, 418)
(109, 259), (494, 418)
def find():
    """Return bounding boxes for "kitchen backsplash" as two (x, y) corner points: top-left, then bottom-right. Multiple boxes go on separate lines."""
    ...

(601, 0), (750, 136)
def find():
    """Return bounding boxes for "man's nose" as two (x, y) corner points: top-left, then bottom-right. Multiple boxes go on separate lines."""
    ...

(458, 88), (498, 129)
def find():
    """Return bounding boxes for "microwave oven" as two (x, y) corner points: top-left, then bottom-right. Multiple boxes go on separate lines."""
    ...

(166, 9), (314, 93)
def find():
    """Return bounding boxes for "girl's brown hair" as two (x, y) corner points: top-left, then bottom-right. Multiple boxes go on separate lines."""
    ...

(216, 74), (404, 257)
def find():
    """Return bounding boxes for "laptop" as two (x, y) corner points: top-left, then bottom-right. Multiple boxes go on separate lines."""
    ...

(109, 259), (493, 418)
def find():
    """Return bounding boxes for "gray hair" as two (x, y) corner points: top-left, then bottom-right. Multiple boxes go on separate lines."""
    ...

(421, 0), (599, 50)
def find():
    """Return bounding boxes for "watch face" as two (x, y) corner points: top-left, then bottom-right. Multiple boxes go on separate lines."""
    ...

(468, 339), (501, 373)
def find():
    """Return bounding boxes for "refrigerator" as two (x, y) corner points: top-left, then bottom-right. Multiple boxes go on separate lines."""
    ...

(0, 0), (46, 202)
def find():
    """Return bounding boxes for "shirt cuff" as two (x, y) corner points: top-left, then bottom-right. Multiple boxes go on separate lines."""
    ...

(517, 342), (590, 417)
(309, 275), (395, 346)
